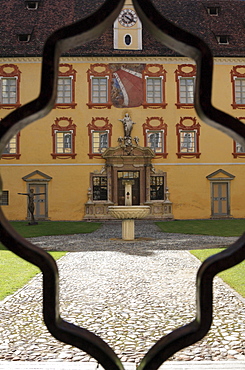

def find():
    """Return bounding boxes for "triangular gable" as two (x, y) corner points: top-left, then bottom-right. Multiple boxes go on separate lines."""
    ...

(22, 170), (52, 182)
(206, 169), (235, 180)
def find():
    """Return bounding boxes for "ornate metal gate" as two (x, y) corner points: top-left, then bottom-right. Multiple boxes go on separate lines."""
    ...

(0, 1), (244, 369)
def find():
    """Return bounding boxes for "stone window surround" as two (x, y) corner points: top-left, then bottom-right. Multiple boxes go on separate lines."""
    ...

(231, 65), (245, 109)
(176, 116), (201, 158)
(54, 63), (77, 109)
(86, 64), (112, 109)
(143, 117), (168, 158)
(175, 64), (196, 109)
(87, 117), (112, 159)
(142, 64), (167, 109)
(0, 64), (21, 109)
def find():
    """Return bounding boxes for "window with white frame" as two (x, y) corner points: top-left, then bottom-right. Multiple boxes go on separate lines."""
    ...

(51, 117), (76, 159)
(3, 135), (18, 154)
(142, 65), (167, 108)
(180, 130), (196, 153)
(56, 131), (72, 154)
(175, 64), (196, 108)
(234, 78), (245, 105)
(179, 78), (195, 104)
(1, 133), (20, 159)
(176, 117), (200, 158)
(55, 64), (77, 109)
(143, 117), (167, 157)
(92, 77), (108, 104)
(235, 141), (245, 153)
(147, 131), (164, 153)
(92, 131), (108, 153)
(146, 77), (162, 104)
(0, 78), (17, 104)
(87, 117), (112, 158)
(231, 66), (245, 108)
(57, 77), (72, 104)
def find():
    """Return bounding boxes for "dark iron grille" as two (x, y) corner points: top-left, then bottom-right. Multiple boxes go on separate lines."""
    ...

(0, 1), (244, 369)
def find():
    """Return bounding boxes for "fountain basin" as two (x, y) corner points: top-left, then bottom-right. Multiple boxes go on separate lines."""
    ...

(108, 206), (150, 220)
(108, 206), (150, 241)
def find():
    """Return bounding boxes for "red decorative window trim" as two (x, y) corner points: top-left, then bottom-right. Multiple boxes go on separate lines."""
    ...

(87, 64), (112, 109)
(0, 64), (21, 109)
(1, 132), (21, 159)
(232, 116), (245, 157)
(143, 117), (168, 158)
(175, 64), (196, 109)
(51, 117), (77, 159)
(54, 64), (77, 109)
(231, 66), (245, 109)
(87, 117), (112, 159)
(142, 64), (167, 109)
(176, 117), (201, 158)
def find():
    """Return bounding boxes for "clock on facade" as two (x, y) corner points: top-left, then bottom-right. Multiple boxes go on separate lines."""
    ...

(118, 9), (138, 27)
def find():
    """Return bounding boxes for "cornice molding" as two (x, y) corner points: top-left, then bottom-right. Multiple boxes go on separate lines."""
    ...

(0, 56), (244, 65)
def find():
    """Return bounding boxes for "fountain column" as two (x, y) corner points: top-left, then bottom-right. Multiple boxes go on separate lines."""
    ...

(122, 180), (134, 240)
(108, 113), (150, 240)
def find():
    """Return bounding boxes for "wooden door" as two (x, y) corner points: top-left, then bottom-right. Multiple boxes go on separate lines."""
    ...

(212, 182), (229, 216)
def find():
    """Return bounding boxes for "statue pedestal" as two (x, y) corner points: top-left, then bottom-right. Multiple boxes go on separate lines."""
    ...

(28, 221), (38, 226)
(122, 219), (135, 241)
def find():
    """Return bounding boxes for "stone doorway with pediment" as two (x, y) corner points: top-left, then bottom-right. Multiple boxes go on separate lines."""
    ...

(84, 114), (173, 220)
(22, 170), (52, 220)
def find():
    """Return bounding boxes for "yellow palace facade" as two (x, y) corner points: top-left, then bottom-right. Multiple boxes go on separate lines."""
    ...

(0, 0), (245, 221)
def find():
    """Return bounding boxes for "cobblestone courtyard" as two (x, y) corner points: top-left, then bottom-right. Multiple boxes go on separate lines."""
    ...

(0, 221), (244, 367)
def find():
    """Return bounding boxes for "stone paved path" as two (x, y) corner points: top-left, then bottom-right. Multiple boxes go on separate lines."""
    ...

(0, 221), (244, 368)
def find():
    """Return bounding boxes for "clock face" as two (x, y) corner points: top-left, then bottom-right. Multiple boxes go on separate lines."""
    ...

(118, 9), (138, 27)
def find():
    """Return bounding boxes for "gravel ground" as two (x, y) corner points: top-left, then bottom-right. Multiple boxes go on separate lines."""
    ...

(0, 221), (244, 366)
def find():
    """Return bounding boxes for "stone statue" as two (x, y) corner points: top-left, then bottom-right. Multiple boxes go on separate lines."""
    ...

(18, 189), (45, 225)
(119, 113), (135, 138)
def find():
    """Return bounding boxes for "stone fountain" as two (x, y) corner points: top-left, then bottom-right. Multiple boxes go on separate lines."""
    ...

(108, 114), (150, 240)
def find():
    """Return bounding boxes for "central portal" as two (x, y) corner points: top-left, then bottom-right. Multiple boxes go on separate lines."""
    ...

(118, 171), (140, 205)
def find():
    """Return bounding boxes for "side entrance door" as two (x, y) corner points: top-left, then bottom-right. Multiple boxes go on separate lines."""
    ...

(28, 184), (47, 220)
(212, 182), (229, 217)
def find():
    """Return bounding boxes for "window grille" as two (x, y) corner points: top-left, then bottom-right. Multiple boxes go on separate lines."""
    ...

(92, 131), (108, 153)
(3, 135), (17, 154)
(57, 77), (72, 104)
(0, 191), (9, 205)
(179, 78), (195, 104)
(56, 132), (72, 154)
(235, 78), (245, 104)
(180, 131), (196, 152)
(92, 77), (108, 103)
(0, 1), (244, 370)
(146, 77), (162, 103)
(147, 131), (163, 153)
(0, 78), (17, 104)
(150, 176), (164, 200)
(92, 176), (107, 200)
